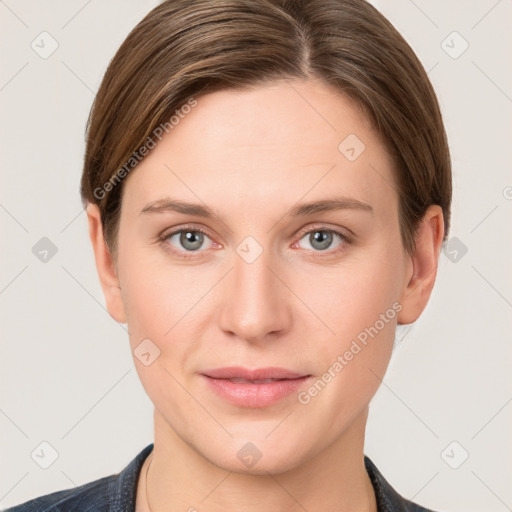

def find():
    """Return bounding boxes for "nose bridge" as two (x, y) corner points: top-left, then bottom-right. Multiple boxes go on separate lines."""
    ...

(218, 240), (290, 342)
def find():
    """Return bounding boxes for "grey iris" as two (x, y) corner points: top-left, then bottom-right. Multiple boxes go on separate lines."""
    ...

(181, 231), (204, 251)
(310, 231), (332, 251)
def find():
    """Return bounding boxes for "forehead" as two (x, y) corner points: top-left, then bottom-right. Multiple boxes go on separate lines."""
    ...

(121, 79), (397, 219)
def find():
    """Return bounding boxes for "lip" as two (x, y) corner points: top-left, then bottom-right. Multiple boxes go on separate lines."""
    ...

(200, 366), (311, 408)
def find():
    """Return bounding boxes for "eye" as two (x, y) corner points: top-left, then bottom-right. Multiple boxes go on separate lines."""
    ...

(159, 224), (352, 259)
(160, 225), (217, 256)
(294, 227), (351, 254)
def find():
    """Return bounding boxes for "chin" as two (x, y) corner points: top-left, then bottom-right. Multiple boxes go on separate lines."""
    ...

(198, 431), (312, 476)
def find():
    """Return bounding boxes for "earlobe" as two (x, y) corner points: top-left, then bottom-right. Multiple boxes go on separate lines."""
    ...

(86, 203), (127, 324)
(397, 205), (445, 325)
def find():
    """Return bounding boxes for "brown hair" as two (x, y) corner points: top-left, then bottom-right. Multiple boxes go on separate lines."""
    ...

(80, 0), (451, 258)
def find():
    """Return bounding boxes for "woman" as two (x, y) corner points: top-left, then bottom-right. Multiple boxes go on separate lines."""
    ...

(6, 0), (450, 510)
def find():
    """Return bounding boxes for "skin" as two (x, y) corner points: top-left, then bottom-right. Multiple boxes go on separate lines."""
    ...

(86, 78), (444, 512)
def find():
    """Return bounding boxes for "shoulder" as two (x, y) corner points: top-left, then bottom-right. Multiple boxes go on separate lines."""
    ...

(364, 455), (439, 512)
(4, 444), (154, 512)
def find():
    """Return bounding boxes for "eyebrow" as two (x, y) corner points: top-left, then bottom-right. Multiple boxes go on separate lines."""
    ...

(139, 196), (373, 218)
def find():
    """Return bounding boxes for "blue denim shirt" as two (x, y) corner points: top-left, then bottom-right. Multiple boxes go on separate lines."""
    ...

(5, 443), (437, 511)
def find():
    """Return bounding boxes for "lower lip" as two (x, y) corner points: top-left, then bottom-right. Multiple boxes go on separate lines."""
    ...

(202, 375), (311, 408)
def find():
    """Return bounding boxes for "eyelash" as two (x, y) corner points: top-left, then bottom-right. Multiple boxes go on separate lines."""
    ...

(158, 223), (353, 260)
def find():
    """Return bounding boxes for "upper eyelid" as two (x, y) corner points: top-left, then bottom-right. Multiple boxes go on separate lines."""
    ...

(161, 224), (214, 241)
(296, 223), (352, 239)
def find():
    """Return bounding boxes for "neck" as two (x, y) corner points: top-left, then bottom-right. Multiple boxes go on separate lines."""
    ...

(138, 407), (376, 512)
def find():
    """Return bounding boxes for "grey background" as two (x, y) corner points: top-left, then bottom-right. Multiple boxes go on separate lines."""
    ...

(0, 1), (511, 510)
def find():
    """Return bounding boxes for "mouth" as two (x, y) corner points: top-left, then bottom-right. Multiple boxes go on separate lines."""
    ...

(226, 377), (289, 383)
(199, 366), (312, 408)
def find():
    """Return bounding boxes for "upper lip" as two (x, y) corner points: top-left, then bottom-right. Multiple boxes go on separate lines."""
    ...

(200, 366), (308, 380)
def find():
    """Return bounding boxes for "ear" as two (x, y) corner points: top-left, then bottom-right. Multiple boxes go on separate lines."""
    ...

(86, 203), (127, 324)
(397, 205), (445, 325)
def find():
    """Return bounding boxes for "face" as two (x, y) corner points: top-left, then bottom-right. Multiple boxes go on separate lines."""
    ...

(95, 78), (427, 474)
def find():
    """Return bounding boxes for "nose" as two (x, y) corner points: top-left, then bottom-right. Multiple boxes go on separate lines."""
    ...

(218, 246), (292, 344)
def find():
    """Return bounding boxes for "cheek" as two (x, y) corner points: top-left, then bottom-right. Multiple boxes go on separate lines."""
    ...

(118, 250), (220, 389)
(296, 239), (404, 396)
(119, 257), (204, 409)
(118, 242), (203, 332)
(302, 242), (404, 344)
